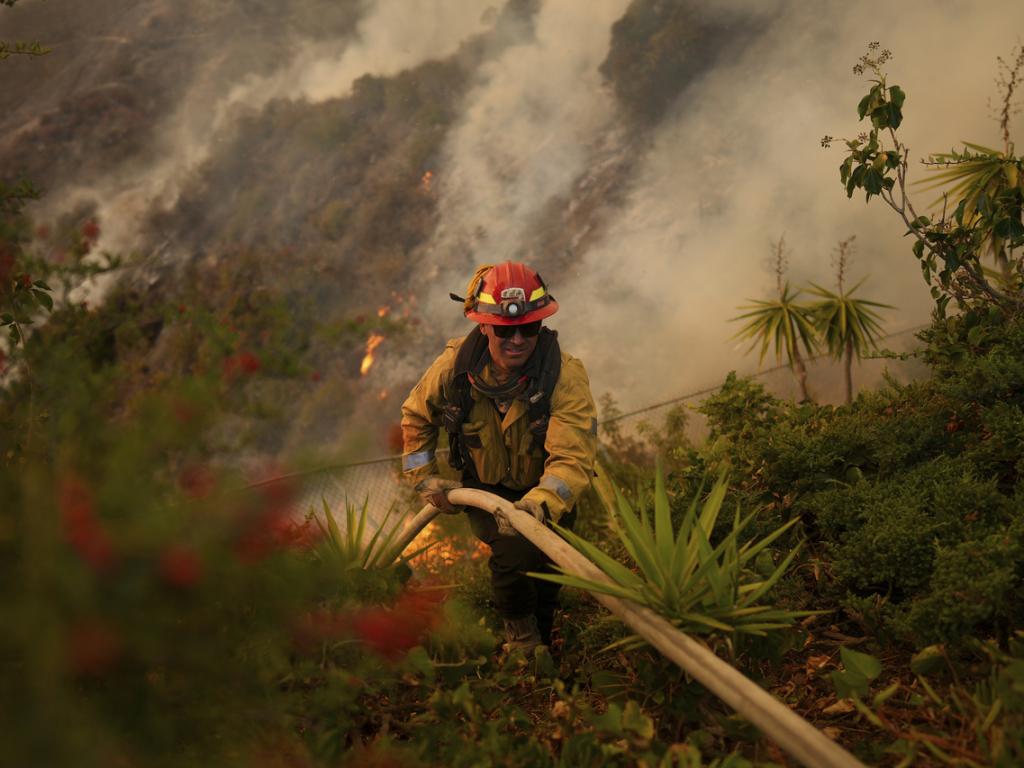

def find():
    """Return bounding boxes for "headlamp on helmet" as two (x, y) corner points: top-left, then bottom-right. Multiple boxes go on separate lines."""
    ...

(454, 261), (560, 326)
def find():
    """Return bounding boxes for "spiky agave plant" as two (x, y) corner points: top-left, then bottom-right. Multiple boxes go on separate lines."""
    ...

(532, 467), (813, 646)
(312, 498), (433, 570)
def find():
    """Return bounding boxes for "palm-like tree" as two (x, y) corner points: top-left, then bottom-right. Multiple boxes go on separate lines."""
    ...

(808, 238), (892, 405)
(732, 281), (818, 402)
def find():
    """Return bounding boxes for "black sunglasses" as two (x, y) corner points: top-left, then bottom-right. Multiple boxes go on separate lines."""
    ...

(492, 321), (542, 339)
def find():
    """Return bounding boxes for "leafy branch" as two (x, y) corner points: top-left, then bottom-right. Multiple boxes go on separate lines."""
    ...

(823, 42), (1024, 314)
(0, 40), (49, 60)
(0, 179), (42, 216)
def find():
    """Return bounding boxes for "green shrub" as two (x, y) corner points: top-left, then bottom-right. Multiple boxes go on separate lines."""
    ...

(900, 519), (1024, 645)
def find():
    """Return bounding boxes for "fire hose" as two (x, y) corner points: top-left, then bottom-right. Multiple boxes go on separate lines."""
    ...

(384, 489), (865, 768)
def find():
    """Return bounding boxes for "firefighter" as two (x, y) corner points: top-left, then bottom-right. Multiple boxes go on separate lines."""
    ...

(400, 262), (598, 656)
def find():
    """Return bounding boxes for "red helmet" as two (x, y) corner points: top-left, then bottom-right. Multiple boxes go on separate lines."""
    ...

(460, 262), (559, 325)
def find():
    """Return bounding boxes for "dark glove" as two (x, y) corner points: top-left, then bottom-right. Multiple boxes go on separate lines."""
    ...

(415, 476), (462, 514)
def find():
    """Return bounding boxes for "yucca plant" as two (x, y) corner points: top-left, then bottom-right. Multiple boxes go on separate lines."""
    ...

(916, 142), (1023, 274)
(808, 237), (892, 404)
(733, 241), (818, 402)
(532, 467), (814, 648)
(312, 498), (432, 570)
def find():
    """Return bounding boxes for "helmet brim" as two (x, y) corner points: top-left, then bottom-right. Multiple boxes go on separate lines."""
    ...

(466, 298), (559, 325)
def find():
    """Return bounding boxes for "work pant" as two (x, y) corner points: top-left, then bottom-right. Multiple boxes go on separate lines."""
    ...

(462, 478), (576, 645)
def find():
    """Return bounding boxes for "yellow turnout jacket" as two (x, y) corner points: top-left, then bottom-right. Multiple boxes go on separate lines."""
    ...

(401, 336), (598, 522)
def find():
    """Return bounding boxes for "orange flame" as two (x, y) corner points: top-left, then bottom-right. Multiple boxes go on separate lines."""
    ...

(377, 305), (390, 318)
(420, 170), (433, 192)
(411, 521), (487, 575)
(377, 389), (389, 401)
(360, 332), (385, 376)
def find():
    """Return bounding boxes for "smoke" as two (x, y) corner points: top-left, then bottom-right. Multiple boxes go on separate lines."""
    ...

(218, 0), (496, 116)
(419, 0), (632, 323)
(7, 0), (1024, 436)
(53, 0), (496, 259)
(547, 0), (1024, 410)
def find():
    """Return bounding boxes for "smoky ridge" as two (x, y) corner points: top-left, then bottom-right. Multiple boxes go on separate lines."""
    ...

(1, 0), (1021, 459)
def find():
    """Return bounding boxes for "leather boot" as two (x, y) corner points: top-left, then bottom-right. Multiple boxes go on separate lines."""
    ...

(502, 615), (544, 656)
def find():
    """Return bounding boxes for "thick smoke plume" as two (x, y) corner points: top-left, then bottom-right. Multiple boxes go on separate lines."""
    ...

(4, 0), (1024, 444)
(401, 0), (1024, 412)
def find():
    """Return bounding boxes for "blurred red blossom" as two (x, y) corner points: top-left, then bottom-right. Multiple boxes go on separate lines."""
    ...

(159, 545), (204, 589)
(179, 463), (216, 499)
(59, 474), (116, 573)
(351, 584), (448, 660)
(234, 478), (301, 563)
(66, 619), (122, 677)
(291, 609), (351, 653)
(81, 219), (101, 242)
(222, 351), (262, 380)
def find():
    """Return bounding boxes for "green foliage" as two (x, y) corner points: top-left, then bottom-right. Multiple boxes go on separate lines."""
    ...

(0, 39), (48, 59)
(807, 280), (890, 361)
(0, 178), (41, 216)
(694, 306), (1024, 648)
(830, 646), (882, 699)
(824, 637), (1024, 766)
(827, 42), (1024, 312)
(637, 404), (691, 465)
(312, 497), (431, 570)
(900, 520), (1024, 644)
(699, 373), (781, 445)
(534, 466), (812, 645)
(732, 282), (818, 368)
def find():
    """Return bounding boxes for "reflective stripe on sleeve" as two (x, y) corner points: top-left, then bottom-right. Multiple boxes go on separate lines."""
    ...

(539, 473), (573, 502)
(403, 450), (435, 472)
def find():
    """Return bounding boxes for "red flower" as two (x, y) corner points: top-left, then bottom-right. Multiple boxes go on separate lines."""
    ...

(275, 517), (323, 550)
(35, 224), (50, 240)
(292, 609), (350, 652)
(177, 304), (187, 315)
(66, 619), (122, 677)
(81, 219), (101, 242)
(222, 351), (262, 380)
(351, 585), (447, 660)
(233, 478), (298, 563)
(159, 545), (203, 588)
(351, 608), (423, 660)
(59, 475), (116, 573)
(178, 463), (215, 499)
